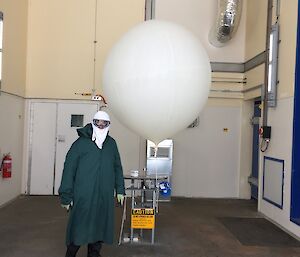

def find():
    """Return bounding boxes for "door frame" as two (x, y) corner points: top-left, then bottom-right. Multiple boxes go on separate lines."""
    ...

(250, 99), (261, 200)
(22, 99), (99, 195)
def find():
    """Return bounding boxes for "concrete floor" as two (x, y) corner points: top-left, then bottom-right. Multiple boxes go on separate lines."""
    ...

(1, 196), (300, 257)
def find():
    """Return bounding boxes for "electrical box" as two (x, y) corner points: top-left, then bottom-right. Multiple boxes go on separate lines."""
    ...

(261, 126), (272, 139)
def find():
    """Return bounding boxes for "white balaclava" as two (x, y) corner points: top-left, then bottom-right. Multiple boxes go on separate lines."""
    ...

(92, 111), (110, 149)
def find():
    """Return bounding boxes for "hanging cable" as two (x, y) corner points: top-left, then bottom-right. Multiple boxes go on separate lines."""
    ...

(92, 0), (98, 96)
(91, 0), (107, 110)
(260, 139), (270, 152)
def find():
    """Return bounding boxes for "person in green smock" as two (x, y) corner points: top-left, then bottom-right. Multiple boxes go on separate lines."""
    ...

(59, 110), (125, 257)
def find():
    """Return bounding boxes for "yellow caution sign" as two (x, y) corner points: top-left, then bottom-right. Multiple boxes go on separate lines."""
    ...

(131, 208), (155, 229)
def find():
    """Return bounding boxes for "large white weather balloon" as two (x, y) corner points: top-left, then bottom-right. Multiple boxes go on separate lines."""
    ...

(103, 20), (211, 145)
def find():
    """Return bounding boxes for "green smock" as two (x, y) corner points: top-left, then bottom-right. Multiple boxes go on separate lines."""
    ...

(58, 123), (125, 245)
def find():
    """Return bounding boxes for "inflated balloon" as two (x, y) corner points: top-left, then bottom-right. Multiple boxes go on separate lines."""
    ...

(103, 20), (211, 145)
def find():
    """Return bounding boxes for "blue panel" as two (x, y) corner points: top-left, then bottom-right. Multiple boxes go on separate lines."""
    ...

(251, 186), (258, 200)
(290, 0), (300, 225)
(251, 100), (261, 199)
(252, 101), (261, 179)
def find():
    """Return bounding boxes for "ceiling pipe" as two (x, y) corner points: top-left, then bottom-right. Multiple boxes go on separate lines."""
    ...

(209, 0), (243, 47)
(145, 0), (155, 20)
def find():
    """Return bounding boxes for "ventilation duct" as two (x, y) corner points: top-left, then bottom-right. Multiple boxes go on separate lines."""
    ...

(209, 0), (243, 47)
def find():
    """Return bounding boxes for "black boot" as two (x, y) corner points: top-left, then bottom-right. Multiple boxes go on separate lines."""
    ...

(87, 241), (102, 257)
(65, 243), (80, 257)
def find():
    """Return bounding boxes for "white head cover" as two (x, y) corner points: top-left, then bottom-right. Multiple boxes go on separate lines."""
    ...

(92, 111), (110, 149)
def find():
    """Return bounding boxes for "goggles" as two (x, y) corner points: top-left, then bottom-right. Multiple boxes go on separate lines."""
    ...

(93, 119), (110, 129)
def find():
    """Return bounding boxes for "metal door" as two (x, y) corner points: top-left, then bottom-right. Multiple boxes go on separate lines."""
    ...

(29, 102), (98, 195)
(29, 103), (57, 195)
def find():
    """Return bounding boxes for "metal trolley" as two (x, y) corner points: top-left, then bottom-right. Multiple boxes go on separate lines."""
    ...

(119, 176), (162, 245)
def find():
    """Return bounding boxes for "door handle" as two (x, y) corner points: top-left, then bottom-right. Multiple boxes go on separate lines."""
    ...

(57, 135), (66, 142)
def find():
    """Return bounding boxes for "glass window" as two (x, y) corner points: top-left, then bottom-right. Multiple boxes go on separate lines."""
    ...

(71, 114), (84, 127)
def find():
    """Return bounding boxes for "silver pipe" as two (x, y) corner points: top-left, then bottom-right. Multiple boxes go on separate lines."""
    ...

(262, 0), (273, 126)
(209, 0), (243, 47)
(145, 0), (155, 20)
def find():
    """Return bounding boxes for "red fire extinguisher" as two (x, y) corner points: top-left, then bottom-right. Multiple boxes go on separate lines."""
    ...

(1, 154), (12, 178)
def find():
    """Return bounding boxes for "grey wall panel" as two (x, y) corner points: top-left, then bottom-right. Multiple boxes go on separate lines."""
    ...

(172, 106), (241, 197)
